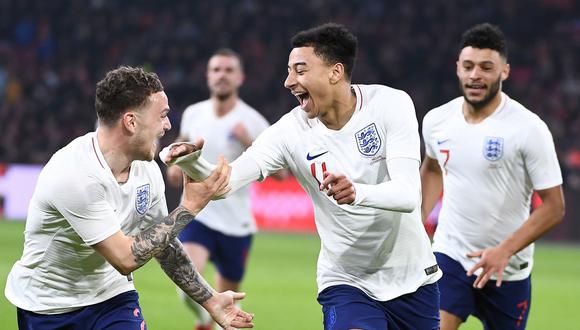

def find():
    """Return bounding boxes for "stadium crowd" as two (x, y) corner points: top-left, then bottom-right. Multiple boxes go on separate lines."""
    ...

(0, 0), (579, 233)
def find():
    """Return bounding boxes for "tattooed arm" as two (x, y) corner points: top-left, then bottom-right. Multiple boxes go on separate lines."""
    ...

(156, 238), (254, 329)
(155, 238), (214, 304)
(93, 157), (231, 275)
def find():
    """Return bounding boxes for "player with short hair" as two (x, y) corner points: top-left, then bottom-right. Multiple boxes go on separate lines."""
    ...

(163, 23), (441, 330)
(4, 66), (254, 330)
(421, 23), (565, 330)
(166, 48), (282, 330)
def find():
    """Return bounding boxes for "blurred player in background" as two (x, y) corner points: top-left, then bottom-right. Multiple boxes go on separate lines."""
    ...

(167, 48), (285, 330)
(163, 23), (441, 329)
(4, 66), (254, 330)
(421, 23), (565, 329)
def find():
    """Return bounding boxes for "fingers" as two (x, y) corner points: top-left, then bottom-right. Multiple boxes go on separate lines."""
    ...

(215, 157), (232, 190)
(230, 310), (254, 329)
(167, 139), (204, 160)
(205, 156), (227, 182)
(321, 172), (355, 204)
(474, 268), (494, 288)
(496, 269), (504, 287)
(466, 259), (483, 276)
(230, 291), (246, 301)
(319, 172), (335, 191)
(466, 250), (483, 258)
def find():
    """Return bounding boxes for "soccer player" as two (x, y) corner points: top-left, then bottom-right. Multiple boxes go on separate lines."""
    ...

(4, 66), (254, 330)
(421, 23), (565, 329)
(162, 23), (441, 329)
(167, 48), (284, 330)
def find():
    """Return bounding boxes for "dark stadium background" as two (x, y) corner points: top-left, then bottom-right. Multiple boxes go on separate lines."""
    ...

(0, 1), (578, 237)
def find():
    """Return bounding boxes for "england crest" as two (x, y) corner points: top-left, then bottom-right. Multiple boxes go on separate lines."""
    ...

(483, 136), (504, 161)
(355, 123), (381, 156)
(135, 184), (150, 215)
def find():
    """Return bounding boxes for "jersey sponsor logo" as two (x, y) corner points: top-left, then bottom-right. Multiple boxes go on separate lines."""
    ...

(135, 184), (150, 215)
(437, 138), (450, 145)
(483, 136), (504, 161)
(306, 150), (329, 160)
(355, 123), (381, 156)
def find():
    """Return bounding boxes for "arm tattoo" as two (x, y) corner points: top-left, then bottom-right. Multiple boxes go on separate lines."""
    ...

(155, 238), (214, 304)
(131, 206), (194, 266)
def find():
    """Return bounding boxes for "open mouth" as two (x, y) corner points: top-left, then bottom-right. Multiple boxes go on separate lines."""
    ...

(293, 91), (310, 109)
(465, 83), (486, 91)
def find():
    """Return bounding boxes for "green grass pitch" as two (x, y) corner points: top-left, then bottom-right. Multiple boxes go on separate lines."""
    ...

(1, 220), (579, 329)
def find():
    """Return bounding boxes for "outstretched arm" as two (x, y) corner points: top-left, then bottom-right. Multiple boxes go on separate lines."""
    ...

(93, 158), (231, 275)
(160, 140), (262, 198)
(155, 238), (254, 329)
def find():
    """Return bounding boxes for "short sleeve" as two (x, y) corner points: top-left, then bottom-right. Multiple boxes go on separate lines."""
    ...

(521, 118), (563, 190)
(50, 175), (120, 246)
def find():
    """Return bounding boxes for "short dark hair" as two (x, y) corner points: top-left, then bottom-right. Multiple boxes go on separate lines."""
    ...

(211, 48), (244, 71)
(291, 23), (358, 80)
(460, 23), (508, 59)
(95, 66), (163, 126)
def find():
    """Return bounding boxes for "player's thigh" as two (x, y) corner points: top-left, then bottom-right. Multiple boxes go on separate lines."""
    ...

(435, 252), (476, 321)
(317, 285), (386, 330)
(475, 276), (531, 330)
(380, 282), (440, 330)
(213, 233), (253, 282)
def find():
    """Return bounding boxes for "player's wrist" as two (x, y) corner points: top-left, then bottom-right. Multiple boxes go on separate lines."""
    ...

(179, 202), (202, 217)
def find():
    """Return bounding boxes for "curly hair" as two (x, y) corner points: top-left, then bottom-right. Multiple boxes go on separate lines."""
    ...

(460, 23), (508, 59)
(95, 66), (163, 126)
(291, 23), (358, 80)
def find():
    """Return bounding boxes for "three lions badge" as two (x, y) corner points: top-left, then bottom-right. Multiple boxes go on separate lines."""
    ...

(135, 184), (150, 215)
(356, 123), (381, 156)
(483, 136), (504, 162)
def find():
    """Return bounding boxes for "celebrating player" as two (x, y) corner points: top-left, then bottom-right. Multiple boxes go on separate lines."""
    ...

(421, 23), (565, 329)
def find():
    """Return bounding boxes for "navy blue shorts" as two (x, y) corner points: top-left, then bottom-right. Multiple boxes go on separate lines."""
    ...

(17, 290), (146, 330)
(435, 252), (531, 329)
(179, 219), (252, 282)
(317, 283), (440, 330)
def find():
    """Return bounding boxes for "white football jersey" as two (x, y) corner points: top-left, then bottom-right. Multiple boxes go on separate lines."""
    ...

(244, 84), (441, 301)
(422, 93), (562, 280)
(179, 99), (269, 236)
(5, 132), (168, 314)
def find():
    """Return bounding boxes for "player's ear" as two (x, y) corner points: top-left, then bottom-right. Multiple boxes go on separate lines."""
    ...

(501, 62), (510, 81)
(122, 112), (138, 134)
(329, 63), (344, 85)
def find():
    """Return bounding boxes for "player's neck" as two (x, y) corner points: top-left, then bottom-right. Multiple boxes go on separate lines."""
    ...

(212, 94), (238, 117)
(320, 84), (357, 130)
(96, 128), (132, 181)
(462, 92), (503, 124)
